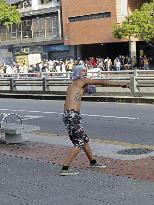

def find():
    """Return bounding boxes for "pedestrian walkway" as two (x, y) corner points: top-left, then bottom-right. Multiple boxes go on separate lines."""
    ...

(0, 132), (154, 205)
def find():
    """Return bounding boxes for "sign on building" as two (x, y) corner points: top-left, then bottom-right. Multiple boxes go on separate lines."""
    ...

(16, 54), (29, 65)
(28, 53), (41, 65)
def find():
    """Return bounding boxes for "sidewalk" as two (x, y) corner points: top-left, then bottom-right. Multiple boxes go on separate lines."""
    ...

(0, 132), (154, 205)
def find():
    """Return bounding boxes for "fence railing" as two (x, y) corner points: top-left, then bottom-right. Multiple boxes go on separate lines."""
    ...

(1, 69), (154, 79)
(0, 70), (154, 97)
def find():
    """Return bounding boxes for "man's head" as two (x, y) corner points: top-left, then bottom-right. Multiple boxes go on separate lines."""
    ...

(70, 64), (96, 94)
(70, 65), (87, 81)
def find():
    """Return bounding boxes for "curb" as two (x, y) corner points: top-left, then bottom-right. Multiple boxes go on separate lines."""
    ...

(0, 93), (154, 104)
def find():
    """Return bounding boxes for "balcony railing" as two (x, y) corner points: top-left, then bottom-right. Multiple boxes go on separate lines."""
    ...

(19, 2), (60, 15)
(0, 34), (62, 45)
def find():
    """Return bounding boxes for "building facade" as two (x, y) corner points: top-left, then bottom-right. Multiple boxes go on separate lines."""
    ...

(61, 0), (151, 61)
(0, 0), (74, 65)
(0, 0), (152, 65)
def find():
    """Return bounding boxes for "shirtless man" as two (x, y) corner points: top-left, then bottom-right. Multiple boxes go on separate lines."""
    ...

(60, 65), (129, 176)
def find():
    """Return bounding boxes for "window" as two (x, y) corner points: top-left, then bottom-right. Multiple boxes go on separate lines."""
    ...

(46, 17), (52, 37)
(0, 14), (59, 41)
(6, 27), (11, 40)
(68, 12), (111, 23)
(11, 24), (17, 39)
(52, 16), (58, 35)
(40, 18), (46, 37)
(32, 18), (40, 38)
(17, 23), (22, 39)
(0, 26), (7, 41)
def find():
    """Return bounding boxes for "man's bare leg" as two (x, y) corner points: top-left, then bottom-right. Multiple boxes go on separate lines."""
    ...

(63, 143), (94, 166)
(83, 143), (106, 168)
(82, 143), (95, 161)
(60, 147), (80, 175)
(63, 146), (80, 166)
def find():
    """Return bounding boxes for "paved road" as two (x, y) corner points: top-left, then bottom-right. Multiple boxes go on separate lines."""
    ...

(0, 98), (153, 145)
(0, 99), (154, 204)
(0, 145), (154, 205)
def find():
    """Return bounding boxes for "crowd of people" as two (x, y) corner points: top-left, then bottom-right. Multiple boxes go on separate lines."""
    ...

(0, 55), (152, 75)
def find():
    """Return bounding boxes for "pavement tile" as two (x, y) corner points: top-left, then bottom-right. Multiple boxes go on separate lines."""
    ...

(0, 140), (153, 182)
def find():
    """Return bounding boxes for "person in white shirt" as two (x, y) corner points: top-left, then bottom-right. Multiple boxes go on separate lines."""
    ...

(114, 58), (121, 71)
(6, 65), (13, 75)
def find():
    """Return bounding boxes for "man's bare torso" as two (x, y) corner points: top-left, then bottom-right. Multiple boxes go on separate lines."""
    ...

(64, 80), (85, 112)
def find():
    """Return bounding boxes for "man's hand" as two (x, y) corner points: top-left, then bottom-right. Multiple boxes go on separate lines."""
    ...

(121, 83), (130, 88)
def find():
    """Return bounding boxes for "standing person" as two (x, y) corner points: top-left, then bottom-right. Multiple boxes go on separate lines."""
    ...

(60, 65), (129, 176)
(143, 55), (150, 70)
(22, 63), (29, 73)
(104, 56), (112, 71)
(114, 57), (121, 71)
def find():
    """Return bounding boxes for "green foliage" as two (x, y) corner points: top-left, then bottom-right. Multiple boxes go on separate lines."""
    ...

(0, 0), (21, 26)
(113, 0), (154, 42)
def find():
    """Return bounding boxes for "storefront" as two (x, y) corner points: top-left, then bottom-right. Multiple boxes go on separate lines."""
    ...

(43, 44), (72, 59)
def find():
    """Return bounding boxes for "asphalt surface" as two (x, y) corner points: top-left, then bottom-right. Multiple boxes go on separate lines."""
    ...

(0, 132), (154, 205)
(0, 153), (154, 205)
(0, 98), (154, 145)
(0, 98), (154, 204)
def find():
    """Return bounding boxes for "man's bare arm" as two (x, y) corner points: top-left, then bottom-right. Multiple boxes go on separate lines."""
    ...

(81, 78), (129, 88)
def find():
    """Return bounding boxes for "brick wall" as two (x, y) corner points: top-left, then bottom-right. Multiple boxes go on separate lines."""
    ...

(61, 0), (119, 45)
(61, 0), (145, 45)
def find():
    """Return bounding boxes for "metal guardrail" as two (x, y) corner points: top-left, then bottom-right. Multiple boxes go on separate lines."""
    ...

(1, 69), (154, 79)
(0, 70), (154, 96)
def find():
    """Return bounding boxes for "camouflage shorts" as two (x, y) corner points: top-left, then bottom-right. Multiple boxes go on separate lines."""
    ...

(62, 109), (89, 149)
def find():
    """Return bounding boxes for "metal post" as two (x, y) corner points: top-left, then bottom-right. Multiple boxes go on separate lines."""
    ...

(130, 76), (139, 97)
(41, 72), (44, 78)
(43, 77), (47, 92)
(134, 69), (138, 77)
(66, 71), (70, 79)
(17, 73), (20, 79)
(98, 70), (102, 78)
(10, 78), (15, 92)
(129, 40), (137, 69)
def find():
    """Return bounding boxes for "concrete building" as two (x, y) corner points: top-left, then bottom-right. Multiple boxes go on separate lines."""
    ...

(0, 0), (153, 65)
(61, 0), (152, 62)
(0, 0), (73, 65)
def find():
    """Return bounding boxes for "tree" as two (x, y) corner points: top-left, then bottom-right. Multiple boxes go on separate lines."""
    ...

(113, 0), (154, 43)
(0, 0), (21, 26)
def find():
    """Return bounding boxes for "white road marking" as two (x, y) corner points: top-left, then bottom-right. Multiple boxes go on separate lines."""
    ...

(0, 108), (140, 120)
(82, 114), (139, 120)
(18, 115), (44, 121)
